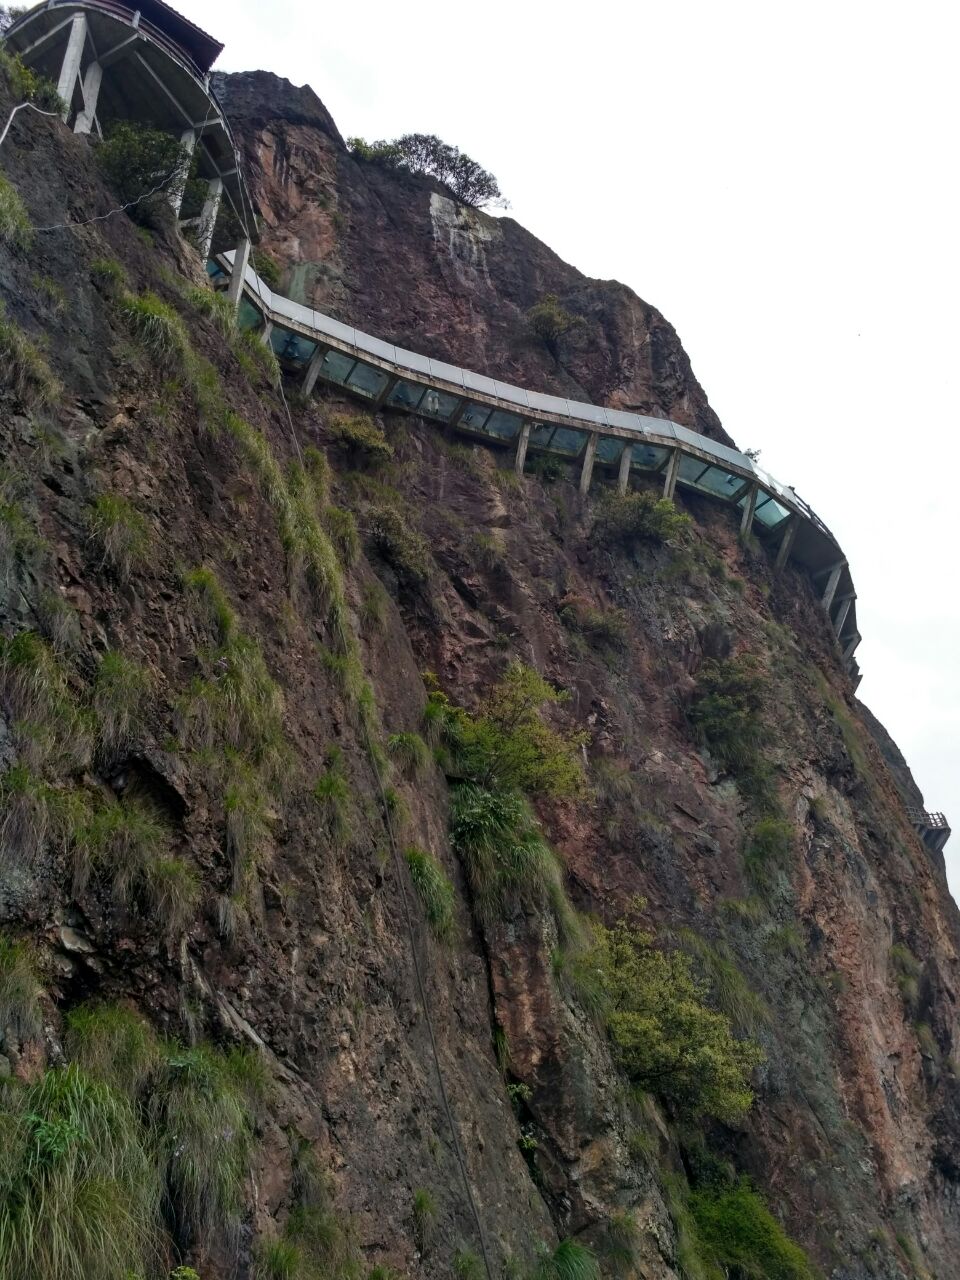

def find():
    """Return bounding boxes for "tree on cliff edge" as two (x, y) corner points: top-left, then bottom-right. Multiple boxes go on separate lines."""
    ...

(347, 132), (506, 209)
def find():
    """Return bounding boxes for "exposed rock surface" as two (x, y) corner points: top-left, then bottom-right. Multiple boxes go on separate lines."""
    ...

(214, 70), (731, 445)
(0, 63), (958, 1280)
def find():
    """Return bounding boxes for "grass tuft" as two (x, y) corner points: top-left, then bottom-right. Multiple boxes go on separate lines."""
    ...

(119, 290), (190, 368)
(411, 1187), (437, 1254)
(87, 493), (151, 578)
(0, 306), (59, 406)
(0, 934), (43, 1043)
(0, 172), (32, 249)
(387, 730), (430, 777)
(64, 1002), (159, 1097)
(92, 650), (152, 759)
(405, 847), (457, 943)
(312, 748), (352, 841)
(534, 1239), (600, 1280)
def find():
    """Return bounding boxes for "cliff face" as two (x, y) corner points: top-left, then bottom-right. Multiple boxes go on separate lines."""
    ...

(1, 58), (959, 1280)
(214, 71), (731, 446)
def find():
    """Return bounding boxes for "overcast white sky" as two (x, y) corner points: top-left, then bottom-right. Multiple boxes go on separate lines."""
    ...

(179, 0), (959, 894)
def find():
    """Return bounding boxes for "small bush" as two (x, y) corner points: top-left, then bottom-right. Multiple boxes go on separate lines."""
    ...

(252, 250), (282, 288)
(92, 650), (152, 759)
(88, 493), (151, 577)
(688, 654), (772, 795)
(743, 817), (794, 887)
(0, 307), (59, 406)
(0, 630), (88, 770)
(405, 847), (457, 943)
(526, 294), (584, 354)
(387, 730), (430, 777)
(0, 172), (32, 249)
(120, 291), (190, 368)
(0, 934), (43, 1043)
(559, 597), (628, 654)
(454, 1248), (484, 1280)
(689, 1181), (814, 1280)
(0, 48), (63, 111)
(593, 490), (691, 549)
(368, 506), (429, 585)
(329, 415), (394, 463)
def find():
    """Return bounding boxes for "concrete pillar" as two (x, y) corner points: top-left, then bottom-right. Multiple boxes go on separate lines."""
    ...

(774, 516), (798, 571)
(170, 127), (196, 215)
(56, 13), (87, 122)
(820, 560), (846, 612)
(739, 483), (758, 536)
(260, 320), (274, 347)
(226, 236), (251, 308)
(662, 448), (681, 500)
(197, 176), (223, 260)
(842, 632), (861, 663)
(73, 58), (101, 135)
(579, 434), (598, 496)
(302, 345), (326, 396)
(832, 596), (854, 637)
(373, 375), (399, 410)
(617, 444), (633, 494)
(514, 421), (532, 477)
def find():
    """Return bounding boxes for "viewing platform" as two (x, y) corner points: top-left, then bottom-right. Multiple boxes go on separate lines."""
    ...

(4, 0), (255, 256)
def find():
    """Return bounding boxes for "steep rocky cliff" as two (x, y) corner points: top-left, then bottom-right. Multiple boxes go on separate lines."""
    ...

(1, 58), (958, 1280)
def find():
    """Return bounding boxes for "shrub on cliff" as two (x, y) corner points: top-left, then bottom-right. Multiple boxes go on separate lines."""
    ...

(0, 173), (31, 249)
(96, 121), (194, 222)
(347, 132), (505, 208)
(688, 655), (769, 778)
(689, 1181), (814, 1280)
(405, 846), (457, 943)
(586, 904), (764, 1123)
(526, 294), (585, 356)
(593, 491), (691, 550)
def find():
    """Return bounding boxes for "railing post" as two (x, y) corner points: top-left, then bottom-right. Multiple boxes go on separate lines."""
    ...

(226, 236), (251, 309)
(774, 515), (798, 571)
(56, 12), (87, 123)
(739, 483), (758, 535)
(662, 448), (681, 500)
(617, 444), (633, 494)
(514, 422), (532, 477)
(579, 433), (598, 496)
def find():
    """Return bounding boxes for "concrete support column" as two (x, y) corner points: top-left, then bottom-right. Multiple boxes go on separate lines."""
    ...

(226, 236), (251, 308)
(739, 483), (759, 535)
(579, 434), (598, 496)
(170, 128), (196, 215)
(514, 421), (532, 477)
(73, 58), (101, 135)
(373, 375), (399, 410)
(832, 596), (854, 637)
(842, 633), (861, 663)
(617, 444), (633, 494)
(259, 320), (274, 348)
(197, 176), (223, 260)
(56, 13), (87, 122)
(774, 516), (798, 572)
(302, 345), (327, 396)
(662, 448), (681, 500)
(820, 560), (846, 612)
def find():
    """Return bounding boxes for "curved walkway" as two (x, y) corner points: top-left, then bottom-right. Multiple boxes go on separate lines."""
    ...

(211, 251), (862, 682)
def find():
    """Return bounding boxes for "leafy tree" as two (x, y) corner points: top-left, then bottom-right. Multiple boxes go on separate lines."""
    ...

(348, 132), (505, 208)
(526, 294), (584, 356)
(96, 122), (192, 222)
(586, 904), (764, 1123)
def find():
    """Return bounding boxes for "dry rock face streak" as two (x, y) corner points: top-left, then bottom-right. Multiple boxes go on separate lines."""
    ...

(0, 40), (958, 1280)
